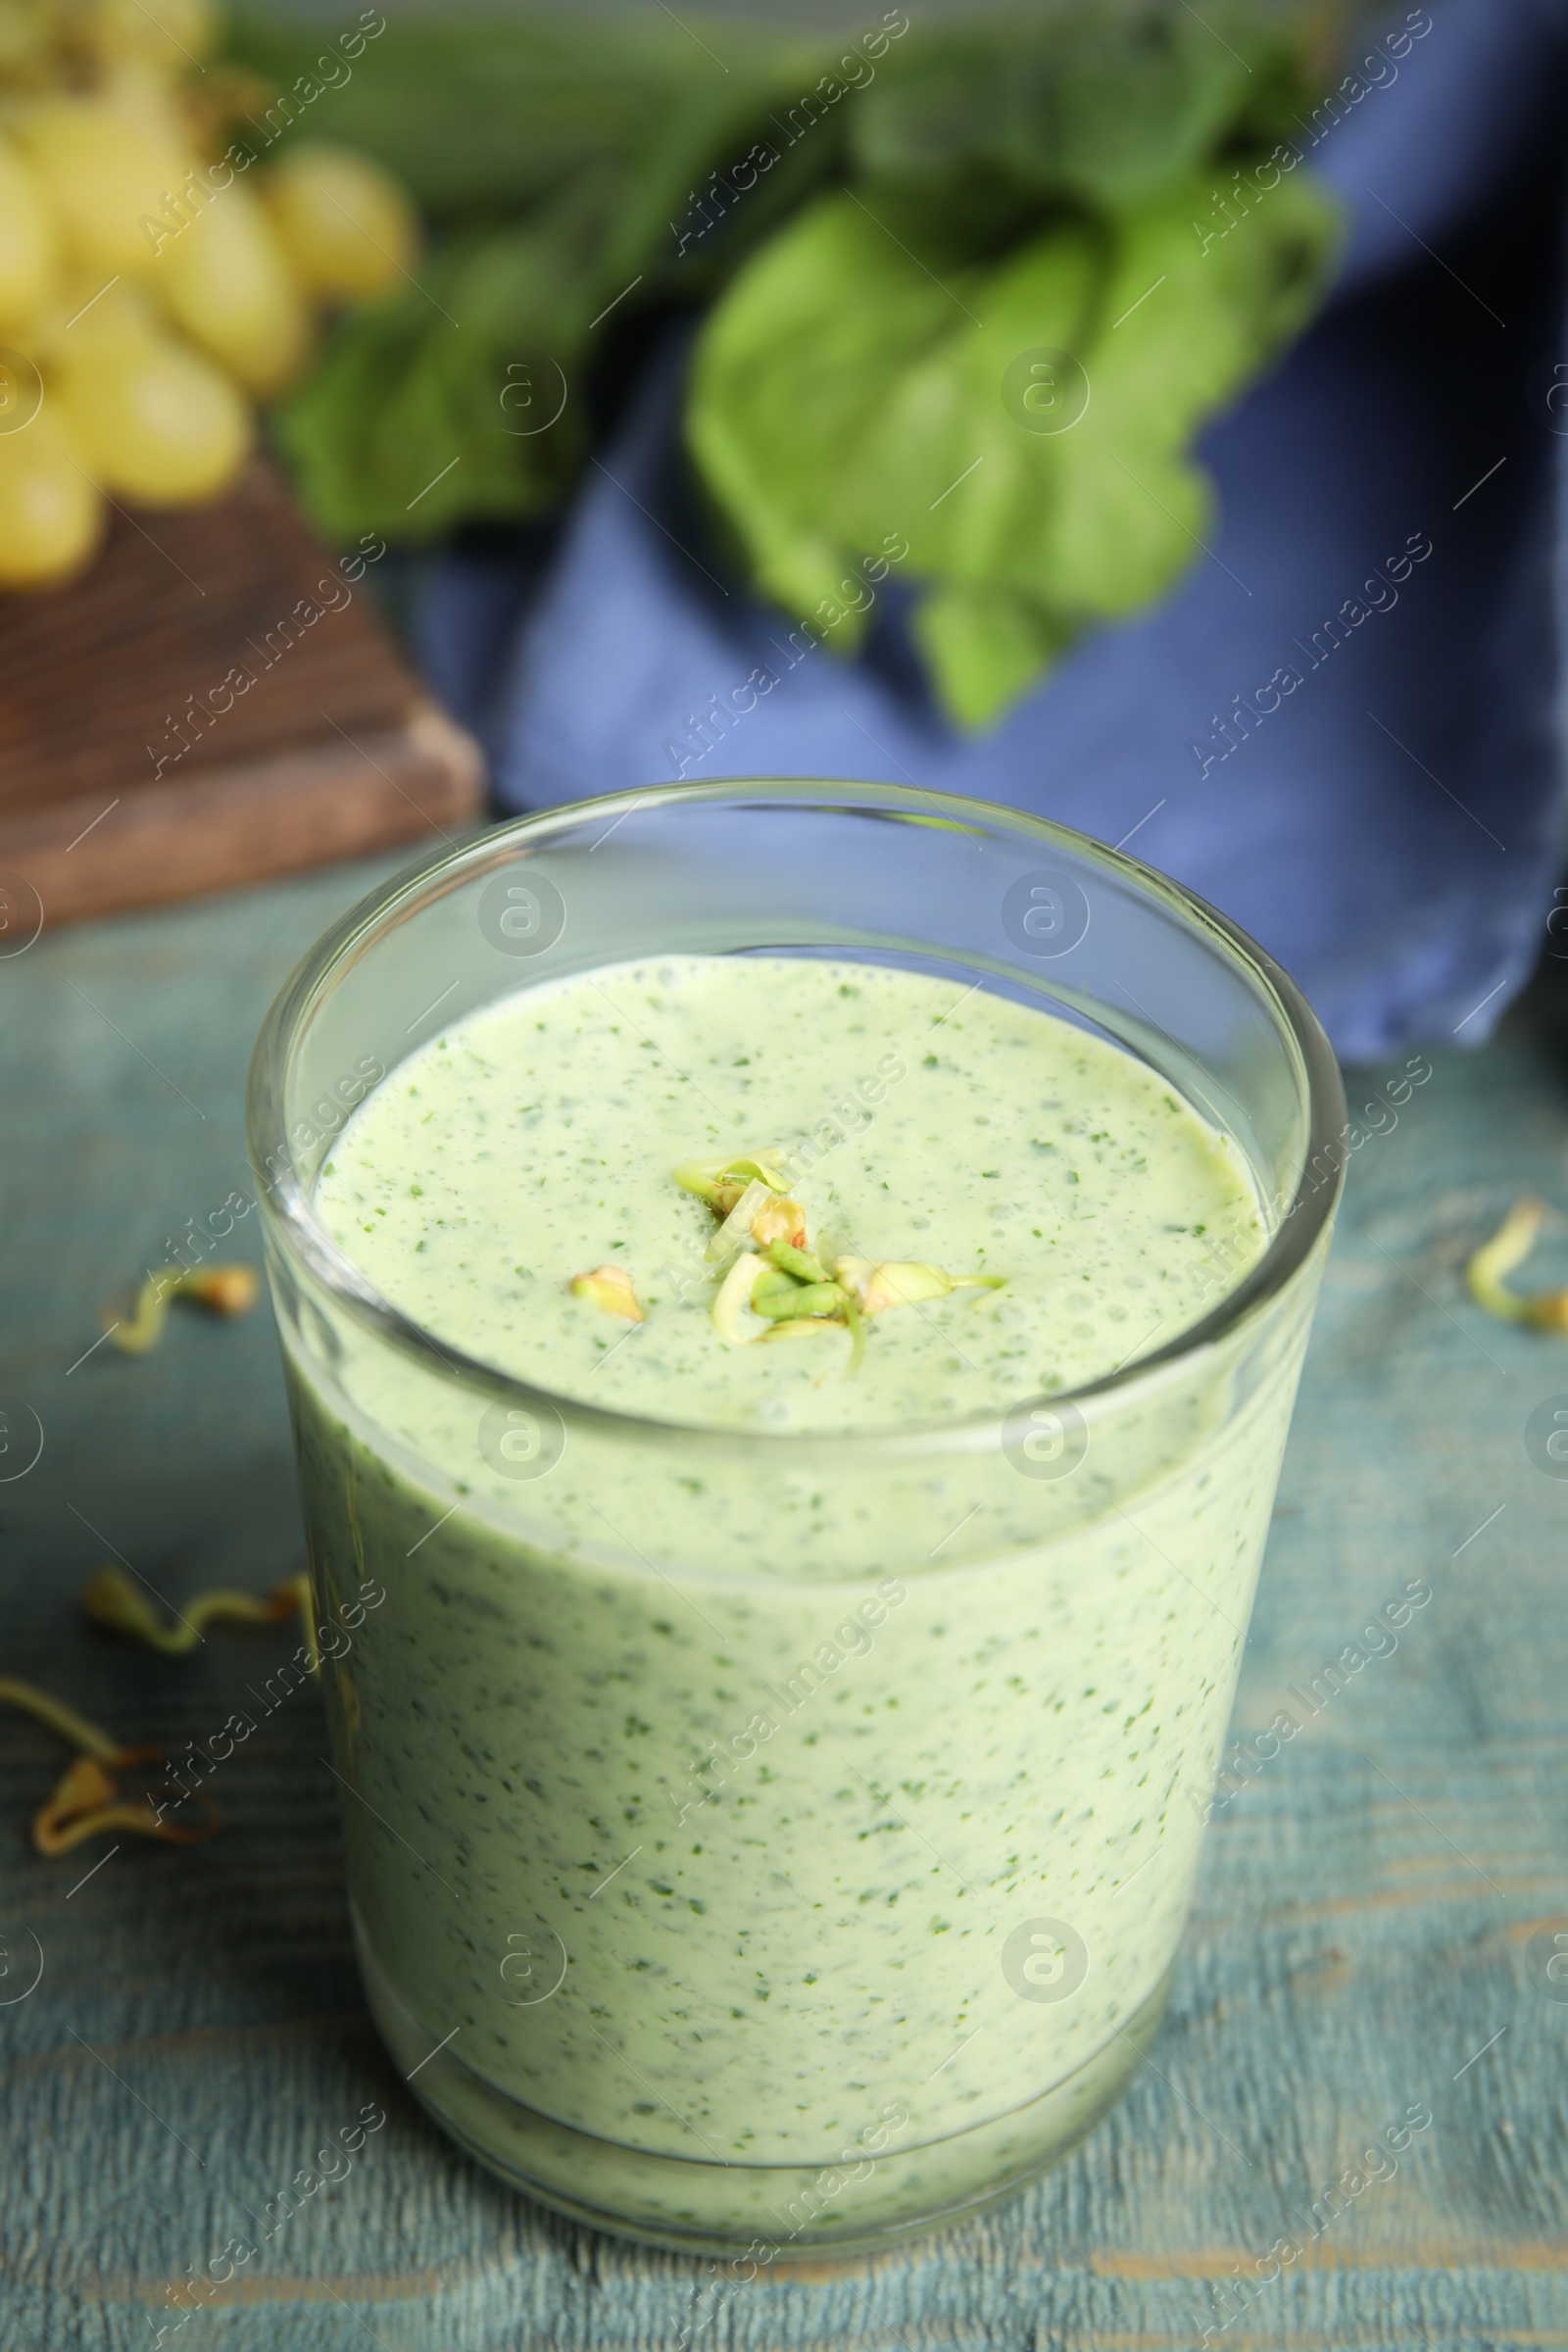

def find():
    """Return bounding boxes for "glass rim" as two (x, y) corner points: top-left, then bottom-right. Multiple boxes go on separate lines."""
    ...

(247, 779), (1348, 1455)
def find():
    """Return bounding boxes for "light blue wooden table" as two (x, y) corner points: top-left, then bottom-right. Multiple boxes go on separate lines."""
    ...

(3, 855), (1566, 2349)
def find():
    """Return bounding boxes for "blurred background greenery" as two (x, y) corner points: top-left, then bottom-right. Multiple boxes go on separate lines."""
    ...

(0, 0), (1375, 725)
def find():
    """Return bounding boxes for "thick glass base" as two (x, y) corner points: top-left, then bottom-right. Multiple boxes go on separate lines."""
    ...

(356, 1915), (1175, 2260)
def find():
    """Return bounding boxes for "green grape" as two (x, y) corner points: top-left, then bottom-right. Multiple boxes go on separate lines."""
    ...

(262, 143), (418, 305)
(157, 177), (312, 399)
(0, 134), (58, 332)
(53, 321), (250, 504)
(0, 406), (105, 587)
(86, 0), (218, 68)
(19, 98), (192, 281)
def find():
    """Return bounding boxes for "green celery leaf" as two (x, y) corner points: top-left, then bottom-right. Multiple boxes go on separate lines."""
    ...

(224, 9), (817, 225)
(911, 586), (1072, 732)
(849, 3), (1282, 212)
(687, 165), (1341, 728)
(272, 220), (593, 543)
(687, 192), (991, 635)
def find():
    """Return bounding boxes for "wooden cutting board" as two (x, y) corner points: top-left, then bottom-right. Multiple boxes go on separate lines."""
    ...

(0, 456), (484, 932)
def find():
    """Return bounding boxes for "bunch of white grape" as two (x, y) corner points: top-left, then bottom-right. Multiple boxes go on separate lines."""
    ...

(0, 0), (416, 587)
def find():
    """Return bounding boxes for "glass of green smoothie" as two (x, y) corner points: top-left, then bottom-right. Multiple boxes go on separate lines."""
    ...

(248, 781), (1344, 2258)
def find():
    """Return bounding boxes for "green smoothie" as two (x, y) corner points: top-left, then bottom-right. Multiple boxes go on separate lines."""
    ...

(286, 952), (1309, 2247)
(318, 954), (1263, 1427)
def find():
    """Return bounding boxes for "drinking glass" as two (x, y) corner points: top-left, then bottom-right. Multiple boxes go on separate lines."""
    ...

(248, 781), (1345, 2256)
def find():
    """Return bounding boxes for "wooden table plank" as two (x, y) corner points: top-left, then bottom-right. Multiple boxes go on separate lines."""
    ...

(2, 863), (1565, 2351)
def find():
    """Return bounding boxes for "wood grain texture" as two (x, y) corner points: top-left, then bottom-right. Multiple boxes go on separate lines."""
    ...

(0, 463), (483, 927)
(0, 867), (1565, 2352)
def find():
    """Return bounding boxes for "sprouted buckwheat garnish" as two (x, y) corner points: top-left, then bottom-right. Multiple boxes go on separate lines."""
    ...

(0, 1677), (216, 1854)
(104, 1262), (261, 1355)
(1466, 1199), (1568, 1332)
(82, 1567), (316, 1661)
(673, 1149), (1004, 1371)
(671, 1152), (792, 1213)
(568, 1264), (644, 1322)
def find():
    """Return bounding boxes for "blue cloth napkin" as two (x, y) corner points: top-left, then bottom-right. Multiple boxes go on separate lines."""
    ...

(414, 0), (1568, 1061)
